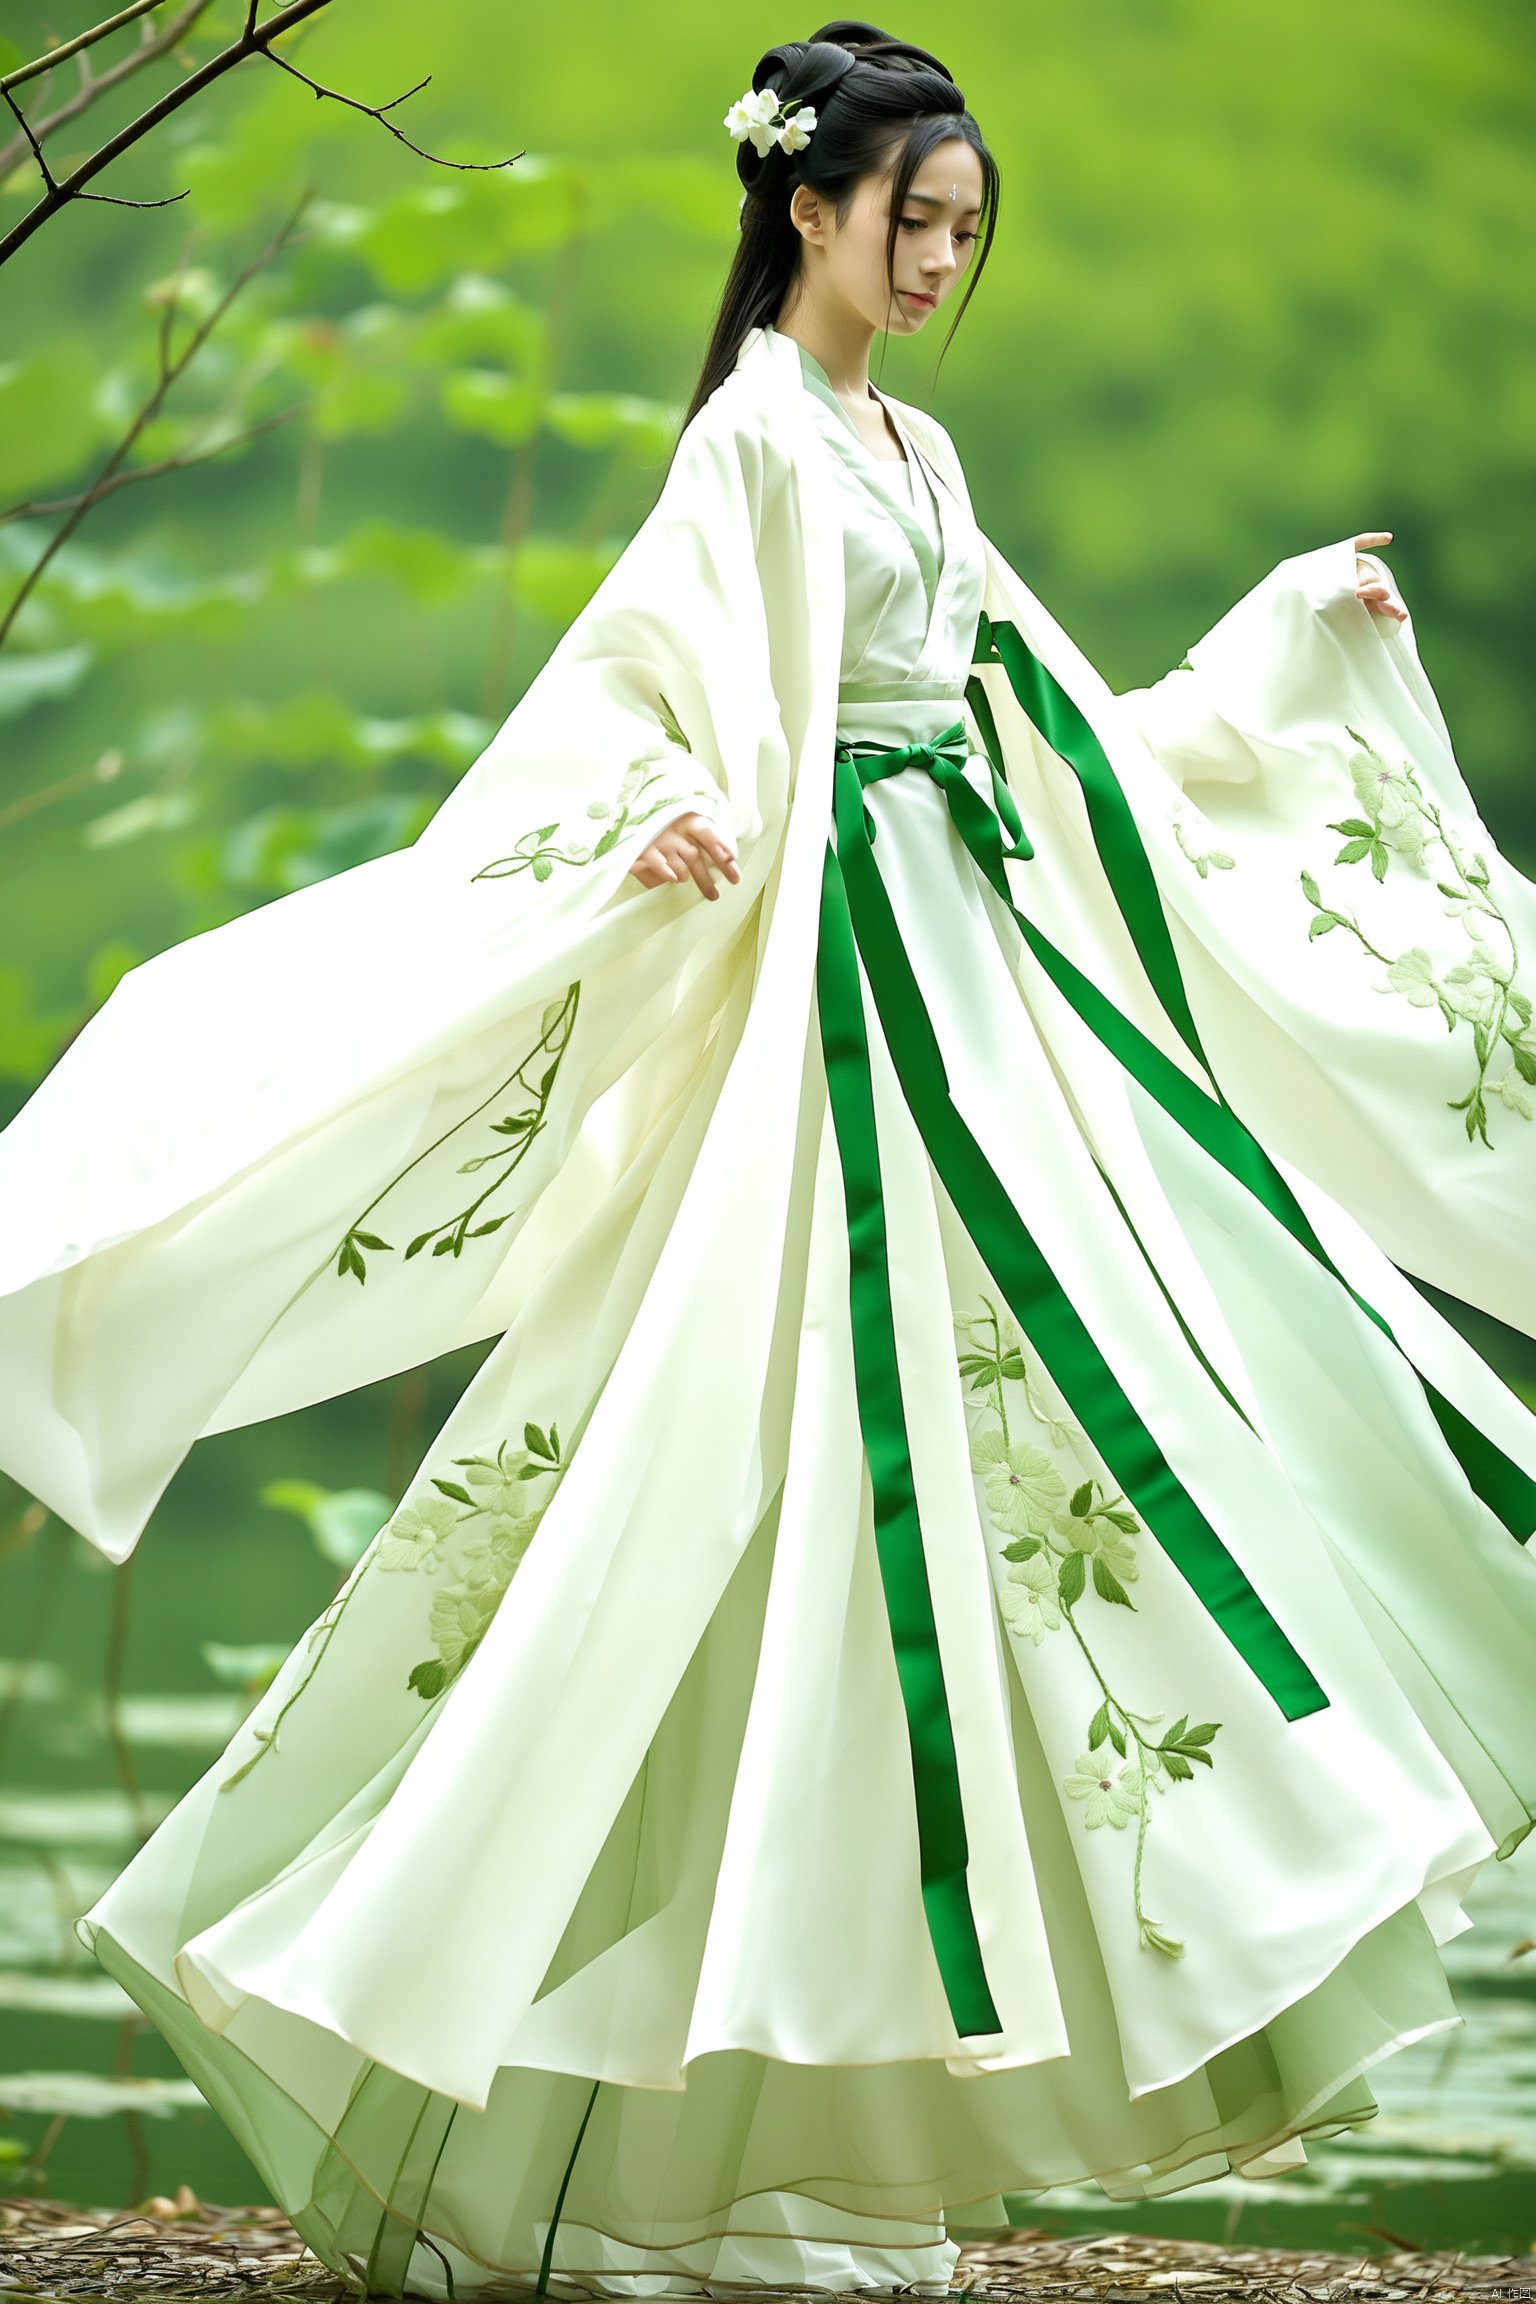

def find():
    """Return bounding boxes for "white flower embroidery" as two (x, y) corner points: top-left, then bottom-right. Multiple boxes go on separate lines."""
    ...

(1063, 1749), (1142, 1831)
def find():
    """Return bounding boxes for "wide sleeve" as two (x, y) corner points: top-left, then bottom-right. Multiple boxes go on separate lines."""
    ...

(0, 398), (797, 1558)
(1109, 538), (1536, 1337)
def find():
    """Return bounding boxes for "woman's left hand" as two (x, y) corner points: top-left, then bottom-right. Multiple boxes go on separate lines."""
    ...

(1353, 530), (1408, 622)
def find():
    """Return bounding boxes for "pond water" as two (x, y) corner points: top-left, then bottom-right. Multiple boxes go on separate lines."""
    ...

(1, 1391), (1533, 2262)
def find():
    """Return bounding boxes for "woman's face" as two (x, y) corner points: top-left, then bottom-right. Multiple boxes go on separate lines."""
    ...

(789, 135), (985, 336)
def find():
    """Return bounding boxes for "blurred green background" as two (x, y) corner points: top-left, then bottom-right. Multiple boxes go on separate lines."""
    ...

(1, 0), (1534, 2261)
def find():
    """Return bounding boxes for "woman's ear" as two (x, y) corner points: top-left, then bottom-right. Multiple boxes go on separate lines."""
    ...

(788, 182), (828, 247)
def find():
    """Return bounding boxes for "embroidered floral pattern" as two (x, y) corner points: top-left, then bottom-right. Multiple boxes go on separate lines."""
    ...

(219, 1422), (564, 1789)
(1172, 813), (1235, 880)
(1302, 726), (1535, 1145)
(957, 1294), (1222, 1958)
(332, 984), (579, 1281)
(472, 695), (702, 884)
(390, 1425), (564, 1698)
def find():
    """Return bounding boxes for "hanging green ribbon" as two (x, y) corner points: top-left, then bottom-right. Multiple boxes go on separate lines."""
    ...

(816, 838), (1002, 2043)
(961, 620), (1536, 1543)
(973, 614), (1211, 1073)
(822, 740), (1329, 1726)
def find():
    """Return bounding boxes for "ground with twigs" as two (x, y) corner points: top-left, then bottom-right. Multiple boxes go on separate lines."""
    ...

(2, 2197), (1534, 2302)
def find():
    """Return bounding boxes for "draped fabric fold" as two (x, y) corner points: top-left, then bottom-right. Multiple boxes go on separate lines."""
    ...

(0, 320), (1533, 2297)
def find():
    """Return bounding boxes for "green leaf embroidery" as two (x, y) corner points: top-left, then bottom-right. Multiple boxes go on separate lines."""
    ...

(956, 1292), (1224, 1960)
(219, 1423), (569, 1789)
(471, 699), (707, 884)
(1172, 814), (1235, 879)
(1301, 726), (1532, 1145)
(332, 983), (579, 1281)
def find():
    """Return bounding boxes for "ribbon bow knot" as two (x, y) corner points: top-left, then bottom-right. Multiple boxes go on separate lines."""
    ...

(833, 716), (1034, 894)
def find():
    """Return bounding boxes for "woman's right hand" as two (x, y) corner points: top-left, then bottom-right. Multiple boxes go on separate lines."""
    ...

(629, 810), (741, 899)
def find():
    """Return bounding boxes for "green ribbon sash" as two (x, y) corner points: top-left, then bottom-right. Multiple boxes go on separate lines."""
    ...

(968, 617), (1536, 1544)
(816, 849), (1002, 2042)
(814, 707), (1333, 2040)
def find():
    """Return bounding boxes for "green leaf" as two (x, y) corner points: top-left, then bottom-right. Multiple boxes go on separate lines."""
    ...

(512, 537), (619, 624)
(1334, 836), (1373, 865)
(1091, 1555), (1135, 1607)
(1001, 1535), (1041, 1561)
(407, 1658), (449, 1700)
(545, 390), (678, 463)
(524, 1421), (550, 1458)
(201, 1640), (290, 1694)
(1162, 1750), (1195, 1781)
(405, 1231), (434, 1258)
(314, 365), (413, 440)
(1328, 817), (1377, 839)
(468, 1216), (510, 1237)
(1300, 870), (1322, 905)
(532, 855), (553, 881)
(260, 1482), (391, 1568)
(352, 1232), (392, 1251)
(1057, 1548), (1086, 1605)
(441, 366), (543, 446)
(1513, 1045), (1536, 1085)
(1369, 841), (1390, 882)
(1106, 1714), (1127, 1757)
(1307, 912), (1340, 939)
(1088, 1700), (1110, 1749)
(1068, 1479), (1093, 1518)
(0, 644), (94, 721)
(1104, 1508), (1139, 1533)
(433, 1479), (476, 1505)
(0, 2071), (204, 2118)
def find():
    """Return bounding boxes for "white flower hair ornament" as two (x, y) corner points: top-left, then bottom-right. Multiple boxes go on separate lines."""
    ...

(724, 85), (819, 157)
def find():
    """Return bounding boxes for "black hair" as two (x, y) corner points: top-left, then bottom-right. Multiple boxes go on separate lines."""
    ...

(682, 20), (999, 429)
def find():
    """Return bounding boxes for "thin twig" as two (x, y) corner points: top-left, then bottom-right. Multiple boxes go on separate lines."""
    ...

(102, 1551), (153, 1846)
(0, 0), (523, 272)
(0, 753), (125, 839)
(0, 0), (218, 183)
(261, 47), (526, 170)
(0, 402), (309, 524)
(0, 0), (334, 268)
(1, 79), (189, 214)
(0, 1506), (60, 1770)
(0, 192), (312, 652)
(0, 0), (172, 94)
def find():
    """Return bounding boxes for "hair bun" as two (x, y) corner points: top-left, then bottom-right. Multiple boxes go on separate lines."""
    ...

(802, 19), (957, 85)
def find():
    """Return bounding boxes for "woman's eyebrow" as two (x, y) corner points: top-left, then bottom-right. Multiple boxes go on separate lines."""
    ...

(902, 192), (983, 216)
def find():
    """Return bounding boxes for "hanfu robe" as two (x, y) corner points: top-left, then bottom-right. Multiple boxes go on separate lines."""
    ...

(0, 319), (1533, 2297)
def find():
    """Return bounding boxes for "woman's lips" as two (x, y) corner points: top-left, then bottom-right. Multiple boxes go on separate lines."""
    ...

(903, 290), (936, 308)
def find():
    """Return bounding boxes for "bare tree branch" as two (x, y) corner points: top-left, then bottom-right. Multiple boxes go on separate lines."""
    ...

(0, 193), (312, 651)
(0, 0), (219, 184)
(261, 48), (525, 171)
(0, 0), (523, 273)
(0, 403), (309, 525)
(2, 80), (190, 213)
(0, 0), (172, 94)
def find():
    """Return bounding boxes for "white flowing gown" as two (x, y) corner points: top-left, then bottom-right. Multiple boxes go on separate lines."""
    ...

(1, 324), (1534, 2298)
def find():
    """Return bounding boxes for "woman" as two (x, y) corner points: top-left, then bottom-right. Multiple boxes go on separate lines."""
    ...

(1, 20), (1534, 2298)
